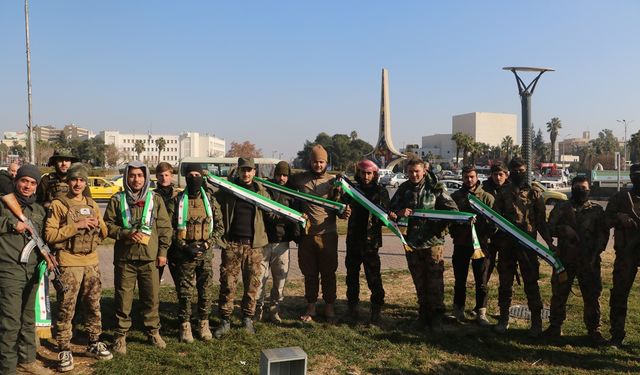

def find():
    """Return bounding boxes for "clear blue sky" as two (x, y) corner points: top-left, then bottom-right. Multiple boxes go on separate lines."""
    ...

(1, 1), (639, 160)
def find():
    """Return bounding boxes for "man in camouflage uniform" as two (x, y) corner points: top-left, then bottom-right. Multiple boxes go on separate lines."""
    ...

(255, 161), (299, 324)
(167, 164), (223, 343)
(545, 175), (608, 344)
(288, 145), (350, 323)
(0, 165), (54, 375)
(214, 157), (271, 338)
(449, 165), (494, 326)
(154, 162), (180, 284)
(37, 149), (90, 208)
(389, 158), (458, 331)
(344, 159), (389, 325)
(104, 161), (172, 354)
(481, 161), (510, 284)
(44, 163), (113, 372)
(605, 163), (640, 347)
(492, 158), (556, 337)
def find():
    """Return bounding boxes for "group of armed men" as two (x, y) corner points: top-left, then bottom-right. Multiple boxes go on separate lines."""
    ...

(1, 144), (640, 374)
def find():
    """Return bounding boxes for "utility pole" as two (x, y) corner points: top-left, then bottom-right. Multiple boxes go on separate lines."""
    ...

(24, 0), (35, 163)
(617, 119), (633, 169)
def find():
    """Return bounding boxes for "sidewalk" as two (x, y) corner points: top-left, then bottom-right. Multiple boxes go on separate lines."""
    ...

(96, 235), (456, 288)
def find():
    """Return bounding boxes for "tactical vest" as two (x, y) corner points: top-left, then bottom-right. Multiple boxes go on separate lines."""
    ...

(58, 196), (100, 254)
(46, 174), (70, 203)
(184, 197), (212, 242)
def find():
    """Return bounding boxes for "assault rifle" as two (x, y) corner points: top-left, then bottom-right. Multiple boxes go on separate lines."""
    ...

(1, 193), (67, 292)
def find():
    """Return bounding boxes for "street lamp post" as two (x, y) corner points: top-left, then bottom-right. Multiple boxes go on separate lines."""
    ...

(503, 66), (554, 184)
(617, 119), (634, 169)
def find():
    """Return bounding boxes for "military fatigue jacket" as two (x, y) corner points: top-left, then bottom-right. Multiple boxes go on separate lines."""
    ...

(492, 183), (548, 238)
(344, 182), (390, 249)
(548, 200), (608, 263)
(481, 179), (510, 198)
(215, 178), (270, 249)
(288, 171), (342, 236)
(450, 182), (495, 246)
(605, 190), (640, 253)
(264, 185), (299, 244)
(389, 173), (458, 250)
(36, 172), (91, 206)
(0, 198), (45, 280)
(103, 192), (172, 261)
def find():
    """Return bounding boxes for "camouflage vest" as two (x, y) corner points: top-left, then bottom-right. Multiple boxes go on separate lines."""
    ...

(180, 195), (212, 242)
(57, 195), (100, 254)
(46, 173), (70, 203)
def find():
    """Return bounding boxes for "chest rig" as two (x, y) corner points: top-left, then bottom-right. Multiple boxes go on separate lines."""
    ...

(178, 195), (212, 242)
(47, 174), (70, 202)
(59, 196), (99, 254)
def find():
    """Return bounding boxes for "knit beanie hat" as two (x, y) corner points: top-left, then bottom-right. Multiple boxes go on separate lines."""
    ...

(274, 161), (291, 176)
(15, 164), (41, 184)
(184, 163), (204, 175)
(67, 163), (89, 181)
(311, 145), (328, 162)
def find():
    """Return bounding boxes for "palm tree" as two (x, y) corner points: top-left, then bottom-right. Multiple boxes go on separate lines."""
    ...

(134, 139), (145, 161)
(451, 132), (465, 166)
(155, 137), (166, 162)
(546, 117), (562, 163)
(501, 136), (514, 162)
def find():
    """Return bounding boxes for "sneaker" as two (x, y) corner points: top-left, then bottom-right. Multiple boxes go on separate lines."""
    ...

(148, 331), (167, 348)
(87, 342), (113, 360)
(214, 319), (231, 339)
(180, 322), (194, 343)
(199, 320), (213, 341)
(243, 317), (255, 334)
(609, 337), (624, 349)
(17, 361), (54, 375)
(452, 305), (465, 323)
(112, 336), (127, 355)
(58, 351), (74, 372)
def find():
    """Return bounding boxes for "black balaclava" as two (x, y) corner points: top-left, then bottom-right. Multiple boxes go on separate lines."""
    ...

(186, 175), (204, 197)
(571, 186), (590, 204)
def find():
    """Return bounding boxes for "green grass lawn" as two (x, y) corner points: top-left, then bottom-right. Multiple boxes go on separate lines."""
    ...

(40, 249), (640, 374)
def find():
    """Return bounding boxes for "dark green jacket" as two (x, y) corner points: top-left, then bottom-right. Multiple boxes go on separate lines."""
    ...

(215, 178), (270, 249)
(549, 200), (608, 263)
(344, 181), (390, 249)
(450, 182), (495, 247)
(104, 192), (172, 261)
(0, 197), (45, 280)
(389, 173), (458, 250)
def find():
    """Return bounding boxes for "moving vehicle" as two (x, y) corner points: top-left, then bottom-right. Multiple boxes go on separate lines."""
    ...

(532, 181), (568, 205)
(88, 177), (122, 200)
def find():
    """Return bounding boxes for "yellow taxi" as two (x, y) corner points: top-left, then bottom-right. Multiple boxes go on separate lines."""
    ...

(532, 181), (568, 205)
(88, 177), (122, 200)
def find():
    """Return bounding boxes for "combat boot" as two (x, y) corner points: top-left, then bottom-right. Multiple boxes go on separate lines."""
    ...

(148, 331), (167, 348)
(542, 324), (562, 338)
(369, 304), (382, 326)
(588, 329), (606, 346)
(180, 322), (194, 343)
(112, 335), (127, 355)
(494, 314), (510, 334)
(269, 305), (282, 324)
(199, 320), (213, 341)
(243, 317), (255, 334)
(214, 319), (231, 339)
(529, 313), (543, 338)
(476, 308), (491, 327)
(347, 302), (359, 323)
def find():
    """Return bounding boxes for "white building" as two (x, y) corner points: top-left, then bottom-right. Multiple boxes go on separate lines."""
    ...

(98, 130), (225, 166)
(452, 112), (518, 147)
(418, 134), (455, 160)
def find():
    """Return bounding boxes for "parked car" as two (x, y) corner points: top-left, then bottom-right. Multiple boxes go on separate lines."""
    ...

(88, 177), (122, 200)
(439, 179), (463, 194)
(532, 181), (568, 205)
(382, 173), (408, 188)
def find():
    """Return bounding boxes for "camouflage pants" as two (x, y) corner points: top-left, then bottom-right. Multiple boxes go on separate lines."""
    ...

(218, 243), (264, 319)
(452, 245), (489, 310)
(55, 265), (103, 349)
(176, 253), (214, 322)
(406, 246), (445, 319)
(610, 252), (639, 341)
(549, 257), (602, 332)
(298, 233), (339, 304)
(256, 242), (290, 314)
(0, 273), (38, 375)
(345, 240), (385, 306)
(497, 243), (542, 317)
